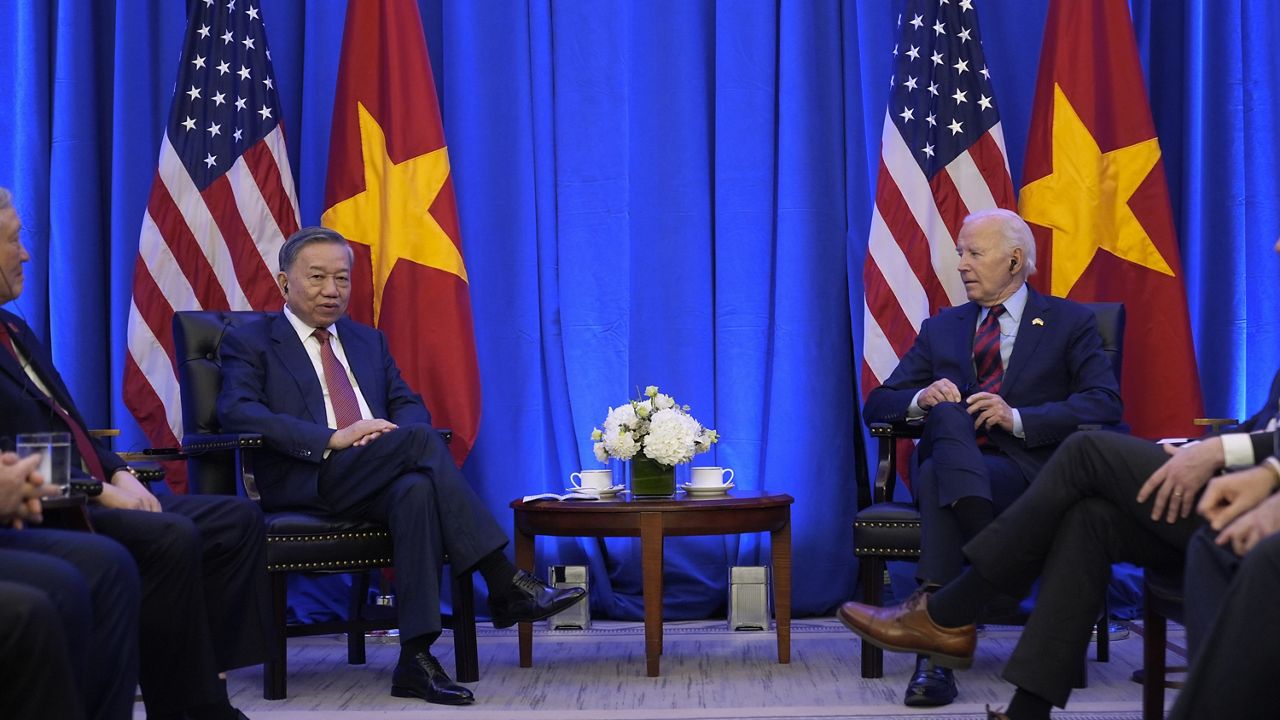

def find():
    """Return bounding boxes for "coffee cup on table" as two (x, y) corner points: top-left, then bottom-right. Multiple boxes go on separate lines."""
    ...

(569, 469), (613, 492)
(690, 466), (734, 488)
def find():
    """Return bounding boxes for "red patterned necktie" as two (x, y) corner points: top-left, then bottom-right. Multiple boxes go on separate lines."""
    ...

(973, 304), (1006, 394)
(0, 322), (109, 481)
(312, 328), (363, 428)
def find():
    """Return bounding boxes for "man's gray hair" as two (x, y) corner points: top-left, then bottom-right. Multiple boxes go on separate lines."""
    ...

(963, 208), (1037, 276)
(0, 187), (12, 212)
(278, 226), (352, 272)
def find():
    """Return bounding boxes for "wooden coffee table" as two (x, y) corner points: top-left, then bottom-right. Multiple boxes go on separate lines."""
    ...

(510, 489), (794, 676)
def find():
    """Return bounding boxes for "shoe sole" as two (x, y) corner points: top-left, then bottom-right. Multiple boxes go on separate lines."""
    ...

(491, 591), (588, 629)
(391, 686), (475, 706)
(838, 613), (974, 670)
(903, 690), (958, 707)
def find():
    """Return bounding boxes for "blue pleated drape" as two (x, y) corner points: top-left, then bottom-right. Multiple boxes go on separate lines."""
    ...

(2, 0), (1278, 619)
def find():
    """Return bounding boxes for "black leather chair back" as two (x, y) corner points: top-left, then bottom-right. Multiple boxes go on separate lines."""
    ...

(1082, 302), (1125, 390)
(173, 310), (270, 495)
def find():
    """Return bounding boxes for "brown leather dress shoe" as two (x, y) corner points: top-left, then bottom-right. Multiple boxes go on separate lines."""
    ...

(837, 590), (977, 668)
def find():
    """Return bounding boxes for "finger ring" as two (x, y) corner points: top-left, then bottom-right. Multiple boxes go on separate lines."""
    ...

(1173, 491), (1184, 497)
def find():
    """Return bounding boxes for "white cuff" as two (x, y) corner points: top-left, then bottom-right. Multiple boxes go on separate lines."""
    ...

(1221, 432), (1256, 469)
(907, 390), (926, 419)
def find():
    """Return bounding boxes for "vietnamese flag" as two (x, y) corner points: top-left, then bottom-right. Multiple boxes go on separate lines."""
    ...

(1019, 0), (1202, 438)
(321, 0), (481, 463)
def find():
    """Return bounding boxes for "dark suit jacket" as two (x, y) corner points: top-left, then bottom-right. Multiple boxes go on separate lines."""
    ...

(863, 287), (1123, 480)
(0, 309), (128, 479)
(216, 312), (431, 510)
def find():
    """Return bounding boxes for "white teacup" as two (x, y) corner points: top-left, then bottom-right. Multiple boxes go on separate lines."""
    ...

(690, 466), (734, 488)
(570, 469), (614, 492)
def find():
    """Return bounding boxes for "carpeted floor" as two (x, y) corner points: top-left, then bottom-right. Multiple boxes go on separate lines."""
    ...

(141, 618), (1182, 719)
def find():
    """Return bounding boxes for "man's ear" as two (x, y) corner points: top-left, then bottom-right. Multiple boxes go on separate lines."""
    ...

(277, 272), (289, 295)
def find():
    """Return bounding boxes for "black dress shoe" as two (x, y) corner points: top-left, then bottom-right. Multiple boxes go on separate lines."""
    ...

(904, 655), (958, 707)
(489, 569), (588, 628)
(391, 651), (475, 705)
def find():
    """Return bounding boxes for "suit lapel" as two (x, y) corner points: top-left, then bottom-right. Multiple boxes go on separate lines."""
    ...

(268, 314), (328, 424)
(1000, 288), (1049, 396)
(0, 317), (28, 390)
(955, 302), (982, 389)
(0, 313), (75, 412)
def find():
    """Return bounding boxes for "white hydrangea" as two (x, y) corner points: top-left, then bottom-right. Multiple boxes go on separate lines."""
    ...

(588, 386), (718, 466)
(642, 408), (702, 465)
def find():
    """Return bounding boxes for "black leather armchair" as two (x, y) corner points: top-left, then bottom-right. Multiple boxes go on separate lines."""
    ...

(852, 302), (1126, 678)
(172, 310), (478, 699)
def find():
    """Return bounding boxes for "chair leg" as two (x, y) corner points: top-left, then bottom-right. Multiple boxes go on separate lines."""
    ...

(1096, 596), (1110, 662)
(348, 572), (370, 665)
(452, 571), (479, 683)
(1142, 600), (1166, 720)
(857, 556), (885, 679)
(264, 572), (288, 700)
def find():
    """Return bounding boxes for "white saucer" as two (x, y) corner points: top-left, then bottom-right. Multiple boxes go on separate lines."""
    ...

(565, 484), (626, 498)
(680, 481), (734, 496)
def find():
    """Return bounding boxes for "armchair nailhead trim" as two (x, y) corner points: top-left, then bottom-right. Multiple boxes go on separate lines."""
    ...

(268, 557), (394, 572)
(854, 548), (922, 557)
(267, 531), (392, 542)
(854, 521), (922, 528)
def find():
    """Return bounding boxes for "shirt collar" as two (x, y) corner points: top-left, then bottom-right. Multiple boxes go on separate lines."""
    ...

(983, 283), (1028, 325)
(283, 305), (338, 345)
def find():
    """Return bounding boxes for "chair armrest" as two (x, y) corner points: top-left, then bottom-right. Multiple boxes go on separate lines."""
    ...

(130, 462), (167, 484)
(181, 433), (264, 499)
(1194, 418), (1239, 434)
(181, 433), (264, 454)
(868, 422), (924, 506)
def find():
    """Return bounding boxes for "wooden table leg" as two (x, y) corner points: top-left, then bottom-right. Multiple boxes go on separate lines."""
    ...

(515, 525), (535, 668)
(772, 513), (791, 664)
(640, 511), (664, 676)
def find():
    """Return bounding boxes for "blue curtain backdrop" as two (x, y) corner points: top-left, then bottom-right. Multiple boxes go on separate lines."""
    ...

(1, 0), (1277, 620)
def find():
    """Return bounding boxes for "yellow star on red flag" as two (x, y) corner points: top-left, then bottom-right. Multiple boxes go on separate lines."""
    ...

(1019, 84), (1175, 296)
(322, 102), (468, 324)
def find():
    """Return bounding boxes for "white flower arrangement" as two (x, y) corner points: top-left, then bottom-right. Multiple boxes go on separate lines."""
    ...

(591, 385), (718, 466)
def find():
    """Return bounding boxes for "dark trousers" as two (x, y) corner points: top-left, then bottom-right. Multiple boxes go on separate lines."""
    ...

(0, 582), (81, 720)
(913, 402), (1028, 584)
(1169, 529), (1280, 720)
(317, 424), (507, 640)
(962, 431), (1200, 707)
(0, 530), (140, 720)
(88, 493), (269, 716)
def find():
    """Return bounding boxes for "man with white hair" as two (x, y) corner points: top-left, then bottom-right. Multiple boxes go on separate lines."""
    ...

(855, 209), (1123, 707)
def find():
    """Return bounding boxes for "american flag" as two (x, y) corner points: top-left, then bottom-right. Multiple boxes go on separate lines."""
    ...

(861, 0), (1015, 395)
(125, 0), (299, 485)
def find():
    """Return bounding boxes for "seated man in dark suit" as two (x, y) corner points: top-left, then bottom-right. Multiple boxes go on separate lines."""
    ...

(0, 451), (140, 720)
(0, 187), (267, 720)
(841, 375), (1280, 720)
(858, 208), (1123, 706)
(1167, 417), (1280, 719)
(216, 226), (587, 706)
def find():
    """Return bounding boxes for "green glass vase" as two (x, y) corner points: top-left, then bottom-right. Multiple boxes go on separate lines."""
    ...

(630, 455), (676, 497)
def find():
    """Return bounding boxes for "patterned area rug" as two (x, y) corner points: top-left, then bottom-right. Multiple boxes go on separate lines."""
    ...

(150, 619), (1175, 719)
